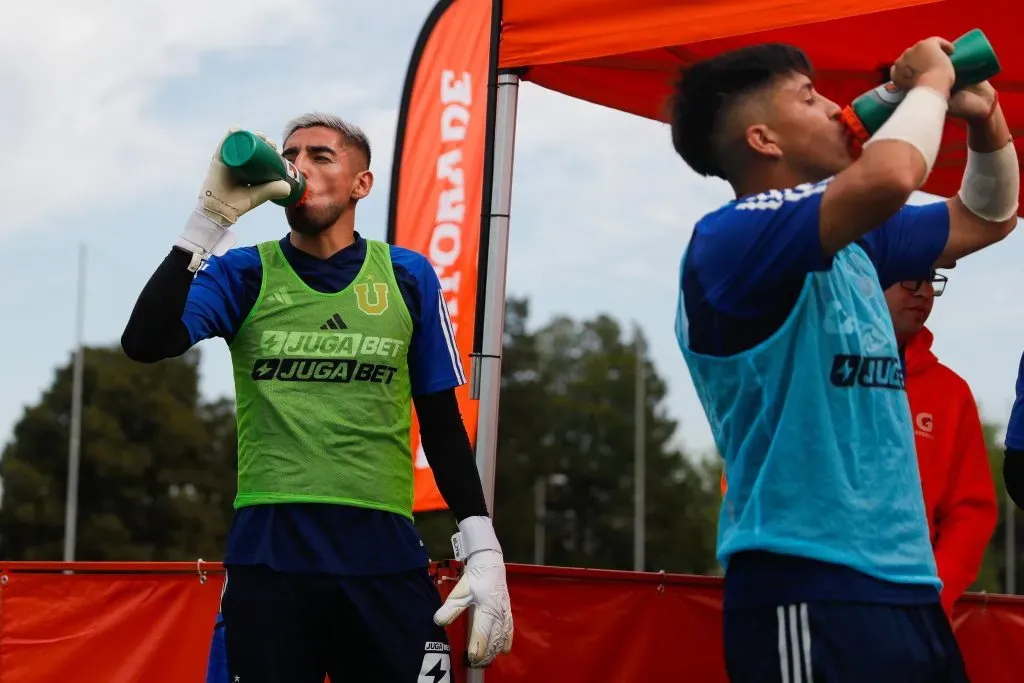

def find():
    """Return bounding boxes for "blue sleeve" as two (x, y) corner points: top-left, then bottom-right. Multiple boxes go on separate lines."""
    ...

(391, 247), (467, 396)
(205, 613), (228, 683)
(860, 200), (950, 289)
(690, 181), (832, 317)
(1006, 351), (1024, 450)
(182, 247), (261, 344)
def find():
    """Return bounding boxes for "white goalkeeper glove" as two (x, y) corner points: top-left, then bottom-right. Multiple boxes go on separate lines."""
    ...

(433, 516), (514, 667)
(176, 127), (292, 272)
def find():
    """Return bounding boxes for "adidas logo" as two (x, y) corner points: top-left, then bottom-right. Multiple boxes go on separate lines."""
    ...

(267, 287), (292, 305)
(320, 313), (348, 330)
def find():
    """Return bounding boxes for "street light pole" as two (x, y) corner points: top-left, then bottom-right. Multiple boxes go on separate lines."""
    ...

(63, 243), (86, 563)
(633, 327), (646, 572)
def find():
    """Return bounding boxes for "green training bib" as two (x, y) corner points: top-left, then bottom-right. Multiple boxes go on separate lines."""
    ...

(228, 238), (415, 518)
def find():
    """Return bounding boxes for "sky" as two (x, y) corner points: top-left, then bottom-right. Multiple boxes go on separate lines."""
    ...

(1, 0), (1022, 466)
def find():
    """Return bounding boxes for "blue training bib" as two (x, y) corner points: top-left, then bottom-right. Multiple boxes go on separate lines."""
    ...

(676, 241), (939, 589)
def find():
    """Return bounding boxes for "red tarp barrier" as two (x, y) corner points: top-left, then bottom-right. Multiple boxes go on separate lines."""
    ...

(2, 561), (1024, 682)
(0, 563), (221, 683)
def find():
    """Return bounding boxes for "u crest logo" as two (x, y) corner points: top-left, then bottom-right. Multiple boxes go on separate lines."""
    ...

(354, 282), (389, 315)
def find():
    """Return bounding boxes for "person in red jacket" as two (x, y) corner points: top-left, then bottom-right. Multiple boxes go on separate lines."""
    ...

(720, 269), (998, 617)
(884, 270), (998, 617)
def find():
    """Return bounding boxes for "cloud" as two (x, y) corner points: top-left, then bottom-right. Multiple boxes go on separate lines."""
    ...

(2, 0), (1021, 464)
(497, 83), (736, 452)
(0, 0), (409, 239)
(508, 84), (733, 291)
(0, 1), (432, 454)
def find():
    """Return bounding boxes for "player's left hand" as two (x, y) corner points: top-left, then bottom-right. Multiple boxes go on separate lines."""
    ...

(433, 517), (514, 667)
(947, 81), (998, 124)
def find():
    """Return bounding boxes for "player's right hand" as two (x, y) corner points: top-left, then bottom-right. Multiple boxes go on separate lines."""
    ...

(176, 128), (292, 268)
(198, 127), (292, 228)
(890, 37), (956, 96)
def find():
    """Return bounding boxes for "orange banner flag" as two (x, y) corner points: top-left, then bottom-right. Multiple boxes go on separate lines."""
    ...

(387, 0), (492, 512)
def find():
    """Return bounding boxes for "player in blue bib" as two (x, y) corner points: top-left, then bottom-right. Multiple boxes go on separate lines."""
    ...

(669, 39), (1018, 681)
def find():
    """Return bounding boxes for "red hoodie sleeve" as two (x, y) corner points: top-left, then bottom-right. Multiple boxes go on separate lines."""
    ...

(932, 385), (999, 616)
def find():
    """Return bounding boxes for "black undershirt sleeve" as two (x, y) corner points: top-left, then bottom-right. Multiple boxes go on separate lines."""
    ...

(413, 388), (489, 522)
(121, 247), (195, 363)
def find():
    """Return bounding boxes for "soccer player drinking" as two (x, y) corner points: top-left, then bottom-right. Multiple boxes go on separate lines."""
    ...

(669, 38), (1017, 681)
(122, 113), (513, 682)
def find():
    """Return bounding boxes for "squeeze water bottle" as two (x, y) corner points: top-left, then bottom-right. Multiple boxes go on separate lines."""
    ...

(219, 130), (308, 206)
(839, 29), (1001, 154)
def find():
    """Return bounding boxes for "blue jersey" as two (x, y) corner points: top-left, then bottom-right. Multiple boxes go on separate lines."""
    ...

(185, 233), (464, 575)
(677, 181), (950, 609)
(1005, 352), (1024, 450)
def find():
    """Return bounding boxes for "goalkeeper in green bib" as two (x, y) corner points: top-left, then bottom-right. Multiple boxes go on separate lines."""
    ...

(121, 113), (514, 682)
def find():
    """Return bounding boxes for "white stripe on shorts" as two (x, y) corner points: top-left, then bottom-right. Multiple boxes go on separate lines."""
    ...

(776, 603), (814, 683)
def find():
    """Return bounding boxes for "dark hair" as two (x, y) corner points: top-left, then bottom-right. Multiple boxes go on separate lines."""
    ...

(669, 44), (812, 179)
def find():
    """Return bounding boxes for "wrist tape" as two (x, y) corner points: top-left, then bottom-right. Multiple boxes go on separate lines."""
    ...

(865, 86), (948, 181)
(958, 140), (1020, 223)
(451, 515), (502, 561)
(176, 207), (238, 272)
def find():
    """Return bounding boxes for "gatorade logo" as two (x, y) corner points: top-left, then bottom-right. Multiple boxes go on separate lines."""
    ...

(873, 82), (907, 106)
(915, 412), (935, 437)
(251, 358), (399, 384)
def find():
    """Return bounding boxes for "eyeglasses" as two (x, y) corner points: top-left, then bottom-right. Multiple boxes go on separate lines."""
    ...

(900, 273), (947, 297)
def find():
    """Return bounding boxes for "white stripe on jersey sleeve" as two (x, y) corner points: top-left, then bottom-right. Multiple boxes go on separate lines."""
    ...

(437, 289), (467, 385)
(735, 179), (831, 212)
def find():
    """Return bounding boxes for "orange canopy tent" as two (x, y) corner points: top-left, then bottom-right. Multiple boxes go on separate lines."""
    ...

(469, 0), (1024, 519)
(491, 0), (1019, 200)
(389, 0), (1024, 515)
(497, 0), (1023, 200)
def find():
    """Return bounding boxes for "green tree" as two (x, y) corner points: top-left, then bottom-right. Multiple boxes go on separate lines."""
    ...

(0, 345), (237, 561)
(415, 298), (721, 575)
(972, 417), (1022, 596)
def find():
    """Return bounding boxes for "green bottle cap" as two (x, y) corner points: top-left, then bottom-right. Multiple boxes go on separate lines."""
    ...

(220, 130), (260, 168)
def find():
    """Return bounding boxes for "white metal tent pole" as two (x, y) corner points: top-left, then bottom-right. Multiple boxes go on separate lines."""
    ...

(63, 243), (86, 563)
(470, 71), (520, 510)
(467, 70), (519, 683)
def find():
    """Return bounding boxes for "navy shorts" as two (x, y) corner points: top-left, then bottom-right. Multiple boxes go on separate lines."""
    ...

(723, 601), (970, 683)
(218, 564), (452, 683)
